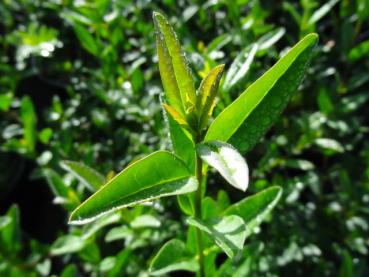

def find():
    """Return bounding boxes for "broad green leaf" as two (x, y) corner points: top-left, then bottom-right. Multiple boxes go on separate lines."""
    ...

(0, 92), (13, 112)
(196, 64), (225, 130)
(224, 186), (282, 237)
(149, 239), (198, 275)
(0, 216), (11, 229)
(69, 151), (198, 224)
(73, 23), (100, 56)
(153, 12), (196, 118)
(205, 34), (318, 153)
(21, 96), (37, 153)
(60, 264), (79, 277)
(223, 44), (258, 93)
(60, 160), (105, 191)
(197, 140), (249, 191)
(187, 215), (247, 258)
(105, 226), (133, 243)
(348, 40), (369, 61)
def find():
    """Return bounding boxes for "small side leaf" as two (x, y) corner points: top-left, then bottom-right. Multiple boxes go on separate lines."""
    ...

(60, 160), (105, 191)
(196, 64), (225, 130)
(21, 96), (37, 153)
(197, 140), (249, 191)
(206, 34), (318, 153)
(224, 186), (282, 237)
(69, 151), (197, 224)
(149, 239), (198, 276)
(187, 215), (247, 258)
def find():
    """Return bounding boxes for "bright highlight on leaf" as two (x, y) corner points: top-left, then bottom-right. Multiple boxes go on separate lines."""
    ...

(69, 151), (198, 224)
(197, 140), (249, 191)
(187, 215), (247, 258)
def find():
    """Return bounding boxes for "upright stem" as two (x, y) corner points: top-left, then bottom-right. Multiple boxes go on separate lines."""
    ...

(195, 154), (205, 277)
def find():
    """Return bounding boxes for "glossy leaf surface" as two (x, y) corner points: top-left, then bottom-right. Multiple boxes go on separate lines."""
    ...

(187, 215), (246, 258)
(69, 151), (197, 224)
(205, 34), (318, 153)
(197, 140), (249, 191)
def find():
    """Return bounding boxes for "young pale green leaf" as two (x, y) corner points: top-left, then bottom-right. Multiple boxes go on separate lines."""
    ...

(308, 0), (339, 26)
(60, 160), (105, 192)
(153, 12), (196, 117)
(50, 235), (86, 256)
(187, 215), (247, 258)
(197, 140), (249, 191)
(205, 34), (318, 153)
(21, 96), (37, 153)
(257, 27), (286, 52)
(196, 64), (225, 131)
(149, 239), (198, 276)
(163, 103), (192, 133)
(69, 151), (197, 225)
(224, 186), (282, 237)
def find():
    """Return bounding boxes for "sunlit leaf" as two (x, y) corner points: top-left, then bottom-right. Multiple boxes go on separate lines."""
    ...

(69, 151), (198, 224)
(206, 34), (318, 153)
(197, 140), (249, 191)
(51, 235), (86, 255)
(196, 64), (225, 130)
(187, 215), (247, 258)
(308, 0), (339, 25)
(153, 12), (196, 119)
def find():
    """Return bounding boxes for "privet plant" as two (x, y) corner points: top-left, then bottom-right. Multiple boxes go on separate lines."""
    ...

(68, 12), (318, 276)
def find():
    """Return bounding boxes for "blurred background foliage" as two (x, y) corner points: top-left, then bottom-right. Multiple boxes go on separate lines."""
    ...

(1, 0), (369, 276)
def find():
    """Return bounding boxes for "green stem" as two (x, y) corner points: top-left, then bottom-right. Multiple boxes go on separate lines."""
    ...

(195, 154), (205, 277)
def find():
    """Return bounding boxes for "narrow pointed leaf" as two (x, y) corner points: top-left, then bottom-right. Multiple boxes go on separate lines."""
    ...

(187, 215), (247, 258)
(197, 140), (249, 191)
(20, 96), (37, 152)
(60, 160), (105, 191)
(224, 186), (282, 237)
(150, 239), (198, 276)
(153, 12), (196, 116)
(196, 64), (225, 130)
(206, 34), (318, 153)
(69, 151), (198, 224)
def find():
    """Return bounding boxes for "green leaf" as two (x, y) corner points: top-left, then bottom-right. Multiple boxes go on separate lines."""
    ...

(256, 27), (286, 52)
(149, 239), (198, 275)
(196, 64), (225, 130)
(60, 160), (105, 192)
(0, 204), (21, 254)
(197, 140), (249, 191)
(187, 215), (247, 258)
(20, 96), (37, 153)
(105, 226), (133, 243)
(224, 186), (282, 237)
(223, 44), (258, 93)
(0, 92), (13, 112)
(69, 151), (198, 224)
(50, 235), (86, 256)
(205, 34), (318, 153)
(73, 23), (100, 56)
(153, 12), (196, 118)
(130, 215), (161, 229)
(348, 40), (369, 61)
